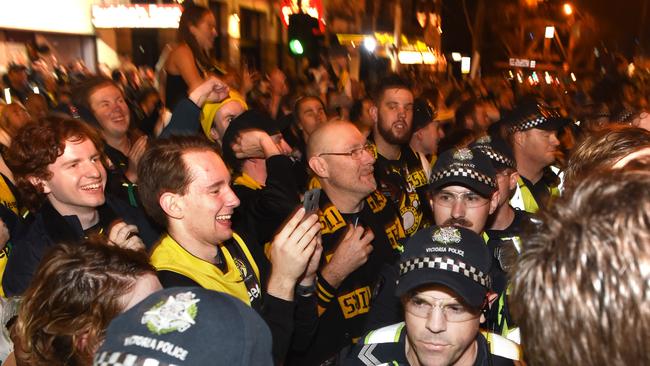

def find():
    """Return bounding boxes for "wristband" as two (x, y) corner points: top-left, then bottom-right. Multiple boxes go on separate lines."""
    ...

(295, 283), (316, 297)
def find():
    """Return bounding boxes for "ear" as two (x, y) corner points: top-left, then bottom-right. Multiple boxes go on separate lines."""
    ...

(480, 292), (500, 323)
(413, 129), (423, 142)
(159, 192), (183, 220)
(28, 176), (50, 194)
(488, 190), (500, 214)
(209, 127), (221, 143)
(508, 171), (519, 191)
(308, 156), (329, 178)
(369, 105), (378, 124)
(513, 131), (525, 147)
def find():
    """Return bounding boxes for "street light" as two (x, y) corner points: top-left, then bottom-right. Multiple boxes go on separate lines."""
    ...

(545, 26), (555, 39)
(563, 3), (573, 16)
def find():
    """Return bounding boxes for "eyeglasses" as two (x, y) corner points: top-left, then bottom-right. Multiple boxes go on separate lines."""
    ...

(318, 143), (376, 160)
(405, 296), (481, 322)
(432, 191), (489, 208)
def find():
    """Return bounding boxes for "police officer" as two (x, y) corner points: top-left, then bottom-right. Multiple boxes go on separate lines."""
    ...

(500, 99), (568, 213)
(344, 226), (518, 365)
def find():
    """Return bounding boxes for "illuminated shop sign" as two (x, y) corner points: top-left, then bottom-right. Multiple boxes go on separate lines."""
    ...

(92, 4), (183, 29)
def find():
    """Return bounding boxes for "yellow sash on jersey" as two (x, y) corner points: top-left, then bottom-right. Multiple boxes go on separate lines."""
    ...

(0, 175), (18, 298)
(150, 233), (260, 306)
(233, 173), (263, 190)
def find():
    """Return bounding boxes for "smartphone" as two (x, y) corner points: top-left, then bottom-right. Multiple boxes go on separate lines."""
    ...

(302, 188), (321, 217)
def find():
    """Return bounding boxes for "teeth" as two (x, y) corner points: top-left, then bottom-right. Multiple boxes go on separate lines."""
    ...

(216, 215), (231, 221)
(81, 184), (100, 190)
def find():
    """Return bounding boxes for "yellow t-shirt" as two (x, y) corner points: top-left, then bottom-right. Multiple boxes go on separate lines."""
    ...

(150, 233), (261, 306)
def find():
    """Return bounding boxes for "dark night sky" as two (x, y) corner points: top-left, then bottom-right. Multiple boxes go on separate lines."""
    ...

(440, 0), (650, 57)
(580, 0), (650, 55)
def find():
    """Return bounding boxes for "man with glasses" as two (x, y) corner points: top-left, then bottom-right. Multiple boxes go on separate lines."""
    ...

(362, 147), (499, 331)
(428, 147), (499, 235)
(288, 121), (405, 366)
(344, 226), (516, 365)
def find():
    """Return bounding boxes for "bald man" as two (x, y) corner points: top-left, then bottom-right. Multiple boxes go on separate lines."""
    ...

(288, 121), (405, 366)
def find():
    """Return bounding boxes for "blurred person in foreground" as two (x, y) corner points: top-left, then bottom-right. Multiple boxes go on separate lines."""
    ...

(510, 168), (650, 366)
(10, 239), (161, 366)
(94, 287), (272, 366)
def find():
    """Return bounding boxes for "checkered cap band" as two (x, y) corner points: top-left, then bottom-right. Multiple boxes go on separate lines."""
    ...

(429, 167), (496, 188)
(400, 256), (491, 288)
(94, 352), (175, 366)
(508, 115), (547, 133)
(477, 147), (516, 168)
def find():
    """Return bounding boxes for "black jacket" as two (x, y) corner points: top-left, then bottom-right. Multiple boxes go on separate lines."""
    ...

(2, 195), (160, 297)
(287, 190), (405, 366)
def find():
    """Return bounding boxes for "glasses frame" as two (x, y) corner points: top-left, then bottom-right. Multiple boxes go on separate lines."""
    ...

(432, 190), (490, 208)
(404, 295), (481, 323)
(317, 143), (376, 160)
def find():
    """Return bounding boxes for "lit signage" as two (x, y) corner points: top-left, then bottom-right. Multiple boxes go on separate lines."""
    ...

(509, 58), (537, 68)
(92, 4), (183, 29)
(280, 0), (324, 31)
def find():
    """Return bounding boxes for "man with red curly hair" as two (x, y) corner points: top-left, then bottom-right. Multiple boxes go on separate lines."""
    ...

(2, 117), (159, 296)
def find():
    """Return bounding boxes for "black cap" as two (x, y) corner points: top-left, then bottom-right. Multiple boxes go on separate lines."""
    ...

(504, 99), (570, 134)
(470, 134), (516, 170)
(412, 98), (437, 132)
(94, 287), (273, 366)
(429, 147), (497, 197)
(222, 109), (281, 169)
(396, 226), (492, 308)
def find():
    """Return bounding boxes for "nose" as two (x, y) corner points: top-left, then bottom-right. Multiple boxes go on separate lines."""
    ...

(549, 132), (561, 147)
(85, 160), (103, 178)
(224, 185), (241, 208)
(450, 198), (466, 218)
(426, 307), (447, 333)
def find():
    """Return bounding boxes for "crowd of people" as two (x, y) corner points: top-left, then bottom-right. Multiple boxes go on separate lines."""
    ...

(0, 3), (649, 366)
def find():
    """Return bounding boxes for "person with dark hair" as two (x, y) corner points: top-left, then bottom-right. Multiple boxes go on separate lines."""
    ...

(350, 97), (375, 138)
(344, 226), (517, 366)
(2, 117), (159, 296)
(220, 110), (297, 245)
(137, 135), (322, 363)
(12, 239), (161, 366)
(510, 168), (650, 365)
(163, 5), (226, 110)
(409, 98), (444, 179)
(454, 98), (491, 133)
(370, 74), (432, 237)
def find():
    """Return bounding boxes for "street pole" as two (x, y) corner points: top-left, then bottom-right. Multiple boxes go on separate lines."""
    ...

(393, 0), (402, 72)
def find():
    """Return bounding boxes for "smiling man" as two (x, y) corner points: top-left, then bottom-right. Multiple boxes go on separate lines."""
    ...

(2, 117), (159, 296)
(289, 121), (405, 365)
(138, 135), (323, 363)
(345, 226), (516, 366)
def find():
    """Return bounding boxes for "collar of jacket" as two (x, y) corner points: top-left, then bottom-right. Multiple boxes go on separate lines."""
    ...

(39, 197), (120, 244)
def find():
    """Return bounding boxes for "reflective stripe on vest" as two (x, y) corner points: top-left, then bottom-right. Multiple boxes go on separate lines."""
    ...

(481, 330), (523, 361)
(363, 322), (405, 344)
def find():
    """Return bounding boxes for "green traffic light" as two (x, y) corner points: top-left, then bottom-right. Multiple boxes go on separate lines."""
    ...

(289, 39), (304, 55)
